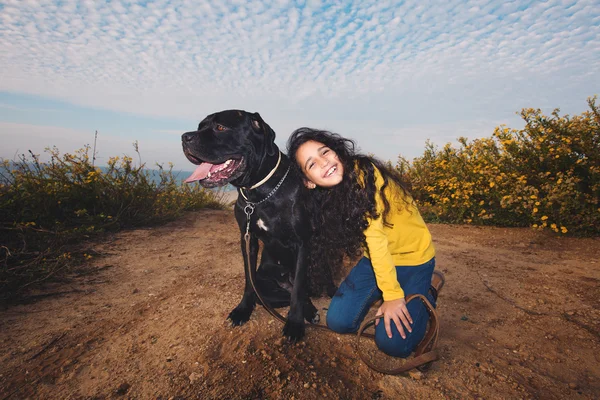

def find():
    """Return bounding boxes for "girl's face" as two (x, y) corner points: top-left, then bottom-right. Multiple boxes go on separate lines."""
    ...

(295, 140), (344, 188)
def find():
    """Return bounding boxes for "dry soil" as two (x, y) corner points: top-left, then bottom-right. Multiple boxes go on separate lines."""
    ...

(1, 208), (599, 399)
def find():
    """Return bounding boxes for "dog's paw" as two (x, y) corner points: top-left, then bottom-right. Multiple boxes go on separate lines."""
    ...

(227, 306), (252, 327)
(309, 311), (320, 324)
(303, 302), (320, 324)
(283, 319), (305, 342)
(304, 308), (320, 324)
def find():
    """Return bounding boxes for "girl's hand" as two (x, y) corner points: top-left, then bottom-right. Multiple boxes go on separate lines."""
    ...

(375, 298), (413, 339)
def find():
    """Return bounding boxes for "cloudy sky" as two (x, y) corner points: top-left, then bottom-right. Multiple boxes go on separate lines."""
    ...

(1, 0), (598, 171)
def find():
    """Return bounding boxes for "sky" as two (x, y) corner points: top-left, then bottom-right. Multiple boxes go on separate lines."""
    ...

(1, 0), (599, 171)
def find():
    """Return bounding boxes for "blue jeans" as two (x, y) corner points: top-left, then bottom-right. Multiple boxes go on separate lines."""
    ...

(326, 257), (436, 358)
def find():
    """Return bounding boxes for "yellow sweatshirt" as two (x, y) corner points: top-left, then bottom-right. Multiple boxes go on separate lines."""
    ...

(362, 166), (435, 301)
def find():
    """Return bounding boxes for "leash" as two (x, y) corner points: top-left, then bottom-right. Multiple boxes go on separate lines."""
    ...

(239, 162), (292, 326)
(241, 206), (440, 374)
(243, 228), (439, 374)
(355, 295), (440, 374)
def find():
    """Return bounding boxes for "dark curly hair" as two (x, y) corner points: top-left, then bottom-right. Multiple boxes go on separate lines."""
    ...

(286, 128), (411, 296)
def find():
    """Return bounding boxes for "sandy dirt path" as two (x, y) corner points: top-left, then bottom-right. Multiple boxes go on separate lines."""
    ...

(1, 209), (599, 399)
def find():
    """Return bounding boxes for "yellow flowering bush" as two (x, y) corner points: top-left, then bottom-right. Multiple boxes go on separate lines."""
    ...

(0, 145), (226, 301)
(398, 96), (599, 236)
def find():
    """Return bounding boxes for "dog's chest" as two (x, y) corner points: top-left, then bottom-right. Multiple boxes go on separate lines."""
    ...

(235, 196), (306, 243)
(246, 209), (294, 241)
(250, 213), (281, 237)
(255, 218), (269, 232)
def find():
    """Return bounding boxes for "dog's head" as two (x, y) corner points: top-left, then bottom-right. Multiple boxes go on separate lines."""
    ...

(182, 110), (277, 188)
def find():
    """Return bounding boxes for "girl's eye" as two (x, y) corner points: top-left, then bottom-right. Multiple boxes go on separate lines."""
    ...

(308, 162), (315, 170)
(322, 149), (329, 155)
(216, 124), (225, 131)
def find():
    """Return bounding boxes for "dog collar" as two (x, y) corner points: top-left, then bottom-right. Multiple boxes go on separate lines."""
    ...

(246, 151), (282, 190)
(239, 162), (290, 206)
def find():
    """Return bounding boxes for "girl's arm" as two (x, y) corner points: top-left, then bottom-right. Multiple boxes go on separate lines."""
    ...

(365, 215), (413, 339)
(364, 217), (404, 301)
(364, 167), (413, 338)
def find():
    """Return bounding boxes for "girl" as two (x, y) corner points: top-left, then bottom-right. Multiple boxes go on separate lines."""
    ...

(287, 128), (444, 358)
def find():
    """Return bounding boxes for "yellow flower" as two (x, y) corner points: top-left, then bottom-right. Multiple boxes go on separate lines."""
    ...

(535, 201), (540, 206)
(530, 195), (537, 199)
(550, 223), (557, 229)
(541, 216), (548, 221)
(561, 226), (568, 234)
(533, 224), (538, 228)
(489, 182), (495, 188)
(533, 208), (538, 213)
(479, 200), (485, 206)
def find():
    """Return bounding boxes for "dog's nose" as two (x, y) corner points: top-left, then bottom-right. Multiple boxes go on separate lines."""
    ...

(182, 132), (196, 143)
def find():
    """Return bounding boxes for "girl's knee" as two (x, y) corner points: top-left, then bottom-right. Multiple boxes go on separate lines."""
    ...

(326, 312), (356, 333)
(375, 334), (414, 358)
(374, 323), (423, 358)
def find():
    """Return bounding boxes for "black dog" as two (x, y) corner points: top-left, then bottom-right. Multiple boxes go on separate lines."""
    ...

(182, 110), (318, 341)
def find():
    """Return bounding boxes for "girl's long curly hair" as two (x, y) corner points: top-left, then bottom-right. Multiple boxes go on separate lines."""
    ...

(286, 128), (411, 296)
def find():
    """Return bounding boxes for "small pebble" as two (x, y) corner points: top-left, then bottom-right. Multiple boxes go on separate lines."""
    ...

(409, 370), (423, 380)
(115, 383), (130, 396)
(189, 372), (200, 383)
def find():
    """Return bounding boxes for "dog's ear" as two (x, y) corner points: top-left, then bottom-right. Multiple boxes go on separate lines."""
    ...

(251, 112), (278, 156)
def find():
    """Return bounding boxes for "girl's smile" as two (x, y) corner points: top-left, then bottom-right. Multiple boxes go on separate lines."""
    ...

(295, 140), (344, 188)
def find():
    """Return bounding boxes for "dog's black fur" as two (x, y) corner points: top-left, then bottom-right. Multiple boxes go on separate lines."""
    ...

(182, 110), (318, 341)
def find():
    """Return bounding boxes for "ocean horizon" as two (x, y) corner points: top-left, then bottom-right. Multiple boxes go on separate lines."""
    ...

(0, 162), (236, 192)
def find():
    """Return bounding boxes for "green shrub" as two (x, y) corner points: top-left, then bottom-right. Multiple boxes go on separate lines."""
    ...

(0, 145), (226, 301)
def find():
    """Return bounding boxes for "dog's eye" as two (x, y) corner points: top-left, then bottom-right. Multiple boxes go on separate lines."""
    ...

(216, 124), (226, 131)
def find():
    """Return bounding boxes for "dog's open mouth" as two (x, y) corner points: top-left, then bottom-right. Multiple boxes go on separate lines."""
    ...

(185, 157), (244, 186)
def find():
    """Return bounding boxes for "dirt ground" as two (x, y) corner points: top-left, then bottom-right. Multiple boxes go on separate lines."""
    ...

(1, 208), (599, 400)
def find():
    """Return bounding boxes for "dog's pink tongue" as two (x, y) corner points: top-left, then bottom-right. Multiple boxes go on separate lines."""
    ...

(185, 162), (213, 183)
